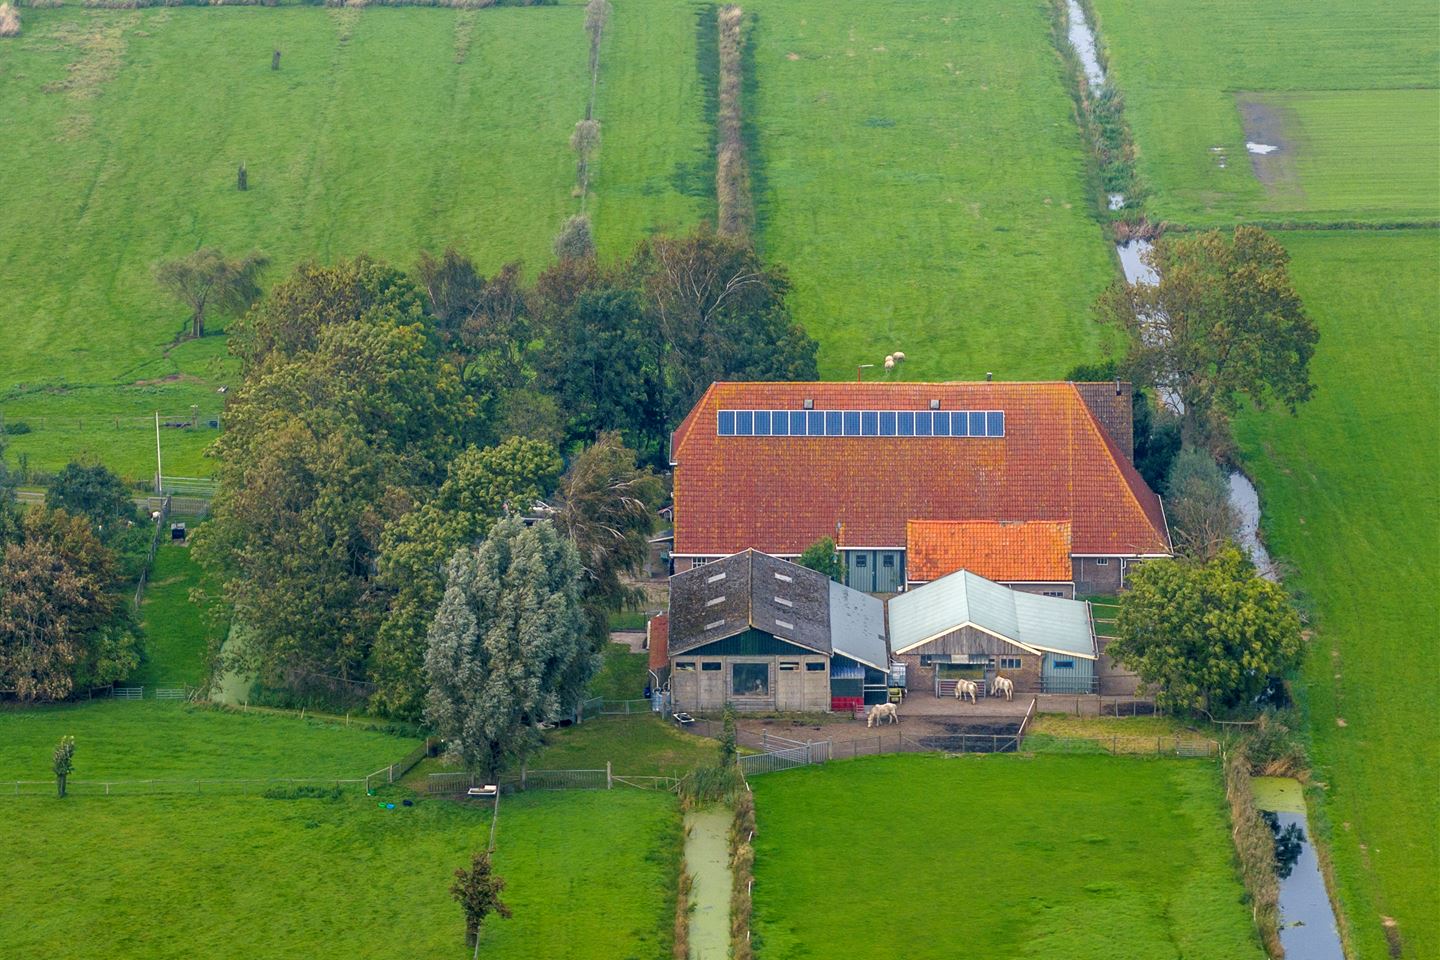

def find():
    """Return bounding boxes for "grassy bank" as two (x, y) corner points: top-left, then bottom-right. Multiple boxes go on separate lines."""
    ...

(744, 0), (1118, 380)
(133, 541), (222, 688)
(750, 753), (1264, 959)
(1232, 229), (1440, 959)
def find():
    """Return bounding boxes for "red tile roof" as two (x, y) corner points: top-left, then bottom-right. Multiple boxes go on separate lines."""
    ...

(906, 520), (1073, 583)
(647, 613), (668, 672)
(670, 382), (1170, 559)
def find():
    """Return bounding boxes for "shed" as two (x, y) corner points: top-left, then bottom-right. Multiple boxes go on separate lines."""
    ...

(888, 569), (1097, 696)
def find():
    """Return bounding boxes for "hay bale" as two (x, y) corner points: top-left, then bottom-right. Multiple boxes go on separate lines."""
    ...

(0, 3), (22, 38)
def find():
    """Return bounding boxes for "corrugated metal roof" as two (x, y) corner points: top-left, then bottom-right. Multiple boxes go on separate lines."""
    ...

(888, 569), (1095, 658)
(828, 580), (888, 671)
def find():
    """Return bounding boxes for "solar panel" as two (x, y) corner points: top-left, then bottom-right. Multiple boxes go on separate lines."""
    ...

(715, 409), (1008, 439)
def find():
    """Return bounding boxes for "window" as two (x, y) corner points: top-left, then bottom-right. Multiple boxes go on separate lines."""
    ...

(1095, 557), (1110, 566)
(691, 557), (710, 567)
(702, 661), (722, 672)
(805, 661), (826, 672)
(855, 555), (868, 568)
(675, 661), (696, 672)
(1052, 659), (1075, 670)
(733, 662), (769, 696)
(882, 555), (895, 568)
(779, 661), (799, 671)
(1042, 590), (1065, 598)
(999, 657), (1022, 670)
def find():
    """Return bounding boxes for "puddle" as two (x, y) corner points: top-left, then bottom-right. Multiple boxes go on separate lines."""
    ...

(684, 807), (733, 959)
(1116, 239), (1157, 286)
(1253, 778), (1344, 960)
(1246, 142), (1278, 155)
(1228, 471), (1277, 580)
(1064, 0), (1106, 88)
(1107, 192), (1125, 210)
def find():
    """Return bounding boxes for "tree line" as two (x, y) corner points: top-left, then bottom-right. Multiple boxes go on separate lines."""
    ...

(189, 226), (818, 729)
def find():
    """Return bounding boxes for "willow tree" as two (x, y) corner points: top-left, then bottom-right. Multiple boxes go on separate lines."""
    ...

(153, 247), (268, 339)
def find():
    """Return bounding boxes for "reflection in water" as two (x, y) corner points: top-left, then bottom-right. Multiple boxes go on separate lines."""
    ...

(1262, 811), (1305, 880)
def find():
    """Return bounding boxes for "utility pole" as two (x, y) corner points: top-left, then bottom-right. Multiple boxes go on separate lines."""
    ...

(154, 412), (163, 495)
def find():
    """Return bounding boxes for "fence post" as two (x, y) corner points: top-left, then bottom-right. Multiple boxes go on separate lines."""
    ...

(520, 763), (527, 791)
(606, 761), (613, 789)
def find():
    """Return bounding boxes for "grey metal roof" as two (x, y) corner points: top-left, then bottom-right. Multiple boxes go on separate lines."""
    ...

(888, 569), (1095, 658)
(828, 580), (888, 671)
(668, 550), (833, 656)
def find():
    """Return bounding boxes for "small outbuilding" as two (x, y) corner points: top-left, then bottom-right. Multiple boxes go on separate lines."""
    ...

(888, 569), (1098, 696)
(664, 550), (889, 713)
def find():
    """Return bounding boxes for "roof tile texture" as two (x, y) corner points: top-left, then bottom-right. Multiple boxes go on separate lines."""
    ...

(907, 519), (1073, 583)
(671, 382), (1170, 558)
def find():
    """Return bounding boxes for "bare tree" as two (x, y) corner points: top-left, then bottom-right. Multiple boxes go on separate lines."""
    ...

(553, 214), (595, 262)
(154, 247), (268, 339)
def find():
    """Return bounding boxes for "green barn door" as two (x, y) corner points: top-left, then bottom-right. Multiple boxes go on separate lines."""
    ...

(846, 551), (876, 591)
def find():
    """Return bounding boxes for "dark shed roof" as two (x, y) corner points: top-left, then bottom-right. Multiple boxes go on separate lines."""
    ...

(669, 550), (833, 656)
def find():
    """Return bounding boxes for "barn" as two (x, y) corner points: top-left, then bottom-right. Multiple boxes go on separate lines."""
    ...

(663, 550), (889, 713)
(888, 569), (1099, 697)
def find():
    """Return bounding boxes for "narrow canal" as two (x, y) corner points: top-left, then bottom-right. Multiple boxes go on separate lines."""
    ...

(1252, 777), (1345, 960)
(683, 807), (733, 960)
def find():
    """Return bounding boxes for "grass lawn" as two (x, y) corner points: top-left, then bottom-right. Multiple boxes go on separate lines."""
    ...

(133, 541), (223, 688)
(589, 641), (649, 701)
(589, 0), (712, 258)
(745, 0), (1118, 380)
(1088, 0), (1439, 224)
(0, 784), (678, 959)
(0, 700), (416, 781)
(1232, 230), (1440, 959)
(0, 5), (589, 480)
(750, 754), (1264, 959)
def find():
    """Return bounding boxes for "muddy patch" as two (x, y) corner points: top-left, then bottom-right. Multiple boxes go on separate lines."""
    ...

(1237, 95), (1302, 196)
(916, 718), (1023, 753)
(41, 13), (141, 141)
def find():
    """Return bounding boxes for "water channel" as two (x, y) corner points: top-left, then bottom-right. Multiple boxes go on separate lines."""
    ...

(1063, 2), (1277, 577)
(1252, 777), (1345, 960)
(683, 806), (733, 960)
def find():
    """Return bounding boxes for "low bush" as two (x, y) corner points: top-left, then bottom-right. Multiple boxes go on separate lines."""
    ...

(261, 784), (343, 800)
(730, 788), (757, 960)
(0, 3), (19, 36)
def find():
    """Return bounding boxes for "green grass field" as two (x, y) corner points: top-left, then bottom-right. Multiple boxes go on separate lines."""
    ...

(133, 541), (222, 688)
(1, 4), (705, 480)
(0, 780), (678, 959)
(750, 754), (1264, 959)
(1232, 230), (1440, 959)
(1088, 0), (1439, 224)
(0, 700), (415, 781)
(588, 641), (649, 701)
(745, 0), (1118, 380)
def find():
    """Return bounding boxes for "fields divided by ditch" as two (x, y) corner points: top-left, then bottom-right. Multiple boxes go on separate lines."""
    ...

(1233, 230), (1440, 960)
(1087, 0), (1439, 225)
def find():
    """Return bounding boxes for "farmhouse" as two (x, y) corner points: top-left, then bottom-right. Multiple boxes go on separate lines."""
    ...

(667, 381), (1172, 595)
(657, 550), (889, 713)
(888, 568), (1099, 696)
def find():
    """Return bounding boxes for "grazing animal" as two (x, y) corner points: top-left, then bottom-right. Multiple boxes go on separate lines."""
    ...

(867, 702), (899, 727)
(954, 679), (978, 704)
(991, 675), (1014, 701)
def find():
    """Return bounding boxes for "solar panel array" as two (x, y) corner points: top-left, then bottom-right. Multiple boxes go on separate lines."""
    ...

(716, 409), (1005, 438)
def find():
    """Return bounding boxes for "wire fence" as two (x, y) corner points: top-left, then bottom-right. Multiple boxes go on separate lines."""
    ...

(132, 496), (172, 610)
(413, 764), (681, 797)
(363, 737), (440, 791)
(3, 777), (368, 798)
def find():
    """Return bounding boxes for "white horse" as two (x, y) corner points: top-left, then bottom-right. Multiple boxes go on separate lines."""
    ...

(953, 679), (978, 704)
(866, 702), (899, 727)
(990, 675), (1014, 701)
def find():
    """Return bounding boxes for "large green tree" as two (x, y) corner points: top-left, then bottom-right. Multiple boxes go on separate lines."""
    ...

(1095, 226), (1318, 450)
(0, 507), (138, 701)
(45, 461), (137, 537)
(1109, 548), (1303, 714)
(370, 437), (562, 717)
(424, 517), (592, 777)
(195, 258), (474, 695)
(550, 432), (664, 644)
